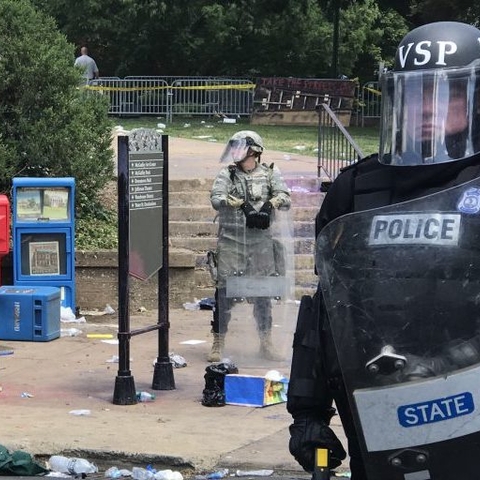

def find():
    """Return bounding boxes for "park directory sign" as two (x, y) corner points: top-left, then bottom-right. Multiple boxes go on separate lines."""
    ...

(128, 129), (164, 280)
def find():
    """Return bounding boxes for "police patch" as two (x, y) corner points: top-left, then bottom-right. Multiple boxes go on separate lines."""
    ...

(369, 213), (461, 246)
(457, 187), (480, 214)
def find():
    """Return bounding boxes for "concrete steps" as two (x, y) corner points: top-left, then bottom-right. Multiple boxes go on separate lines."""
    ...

(168, 176), (322, 303)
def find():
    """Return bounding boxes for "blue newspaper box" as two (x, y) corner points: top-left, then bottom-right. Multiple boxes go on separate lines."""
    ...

(0, 286), (61, 341)
(12, 178), (76, 311)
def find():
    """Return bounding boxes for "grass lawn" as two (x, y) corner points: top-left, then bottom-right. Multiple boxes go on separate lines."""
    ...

(112, 116), (380, 158)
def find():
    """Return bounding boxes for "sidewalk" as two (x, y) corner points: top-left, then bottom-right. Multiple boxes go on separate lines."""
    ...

(0, 137), (348, 477)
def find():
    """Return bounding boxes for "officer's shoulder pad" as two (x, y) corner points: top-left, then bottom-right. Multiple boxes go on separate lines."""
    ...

(339, 153), (379, 174)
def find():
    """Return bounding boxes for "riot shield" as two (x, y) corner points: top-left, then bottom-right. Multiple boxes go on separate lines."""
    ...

(216, 206), (296, 370)
(316, 177), (480, 479)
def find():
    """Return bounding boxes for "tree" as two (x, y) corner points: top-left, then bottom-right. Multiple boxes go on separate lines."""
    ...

(0, 0), (113, 217)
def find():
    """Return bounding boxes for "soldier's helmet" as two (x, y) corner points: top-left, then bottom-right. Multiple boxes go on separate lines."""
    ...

(220, 130), (264, 163)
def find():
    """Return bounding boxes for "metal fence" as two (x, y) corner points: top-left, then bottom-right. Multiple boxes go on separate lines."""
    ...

(361, 81), (381, 126)
(88, 76), (255, 121)
(317, 103), (365, 186)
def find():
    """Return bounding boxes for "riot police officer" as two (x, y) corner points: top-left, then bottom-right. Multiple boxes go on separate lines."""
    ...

(208, 130), (291, 363)
(287, 21), (480, 480)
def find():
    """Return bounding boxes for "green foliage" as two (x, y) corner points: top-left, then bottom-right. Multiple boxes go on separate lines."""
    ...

(76, 215), (118, 250)
(31, 0), (410, 82)
(0, 0), (113, 217)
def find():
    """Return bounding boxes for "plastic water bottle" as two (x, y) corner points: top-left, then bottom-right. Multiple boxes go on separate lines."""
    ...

(136, 391), (156, 402)
(105, 466), (123, 478)
(206, 469), (229, 479)
(48, 455), (98, 474)
(132, 467), (155, 480)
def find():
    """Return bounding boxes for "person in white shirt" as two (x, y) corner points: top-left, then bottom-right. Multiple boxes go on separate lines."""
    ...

(74, 46), (99, 84)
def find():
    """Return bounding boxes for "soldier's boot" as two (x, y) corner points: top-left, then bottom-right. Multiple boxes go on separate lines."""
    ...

(259, 331), (283, 361)
(207, 333), (225, 363)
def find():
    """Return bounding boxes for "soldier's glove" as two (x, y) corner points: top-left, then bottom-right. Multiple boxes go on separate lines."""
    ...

(240, 202), (258, 229)
(256, 201), (273, 229)
(269, 196), (283, 209)
(226, 195), (244, 208)
(288, 415), (346, 472)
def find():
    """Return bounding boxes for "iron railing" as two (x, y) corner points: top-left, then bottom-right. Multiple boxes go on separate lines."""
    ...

(317, 103), (365, 186)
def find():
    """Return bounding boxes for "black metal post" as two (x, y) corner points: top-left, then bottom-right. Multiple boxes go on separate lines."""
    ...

(152, 135), (175, 390)
(113, 135), (137, 405)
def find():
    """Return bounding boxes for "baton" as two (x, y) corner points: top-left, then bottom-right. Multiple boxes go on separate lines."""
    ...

(313, 447), (330, 480)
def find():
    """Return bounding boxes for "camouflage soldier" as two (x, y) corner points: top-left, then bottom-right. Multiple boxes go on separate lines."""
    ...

(208, 130), (291, 363)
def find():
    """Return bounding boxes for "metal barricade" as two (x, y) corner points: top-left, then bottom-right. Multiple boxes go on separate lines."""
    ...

(361, 81), (381, 126)
(89, 78), (170, 117)
(317, 103), (364, 186)
(89, 77), (254, 120)
(170, 78), (254, 119)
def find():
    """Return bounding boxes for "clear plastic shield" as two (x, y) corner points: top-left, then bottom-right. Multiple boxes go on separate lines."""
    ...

(316, 177), (480, 479)
(216, 207), (295, 371)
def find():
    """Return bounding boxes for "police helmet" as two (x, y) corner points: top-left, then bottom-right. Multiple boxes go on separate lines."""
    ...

(220, 130), (264, 163)
(379, 21), (480, 165)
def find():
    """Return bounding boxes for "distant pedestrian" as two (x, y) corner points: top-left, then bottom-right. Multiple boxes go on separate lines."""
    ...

(74, 46), (99, 85)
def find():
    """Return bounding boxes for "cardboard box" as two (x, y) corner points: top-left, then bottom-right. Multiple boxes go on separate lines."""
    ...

(225, 374), (289, 407)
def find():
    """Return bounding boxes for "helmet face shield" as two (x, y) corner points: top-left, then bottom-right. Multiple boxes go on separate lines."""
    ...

(379, 63), (480, 165)
(219, 131), (264, 163)
(220, 138), (252, 164)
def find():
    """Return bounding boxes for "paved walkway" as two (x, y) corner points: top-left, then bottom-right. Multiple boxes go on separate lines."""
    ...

(0, 138), (348, 478)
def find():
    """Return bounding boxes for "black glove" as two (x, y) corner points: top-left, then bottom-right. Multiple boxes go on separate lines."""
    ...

(241, 202), (258, 229)
(256, 201), (273, 229)
(289, 415), (346, 472)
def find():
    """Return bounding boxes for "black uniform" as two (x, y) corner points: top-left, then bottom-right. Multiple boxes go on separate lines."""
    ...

(287, 152), (480, 479)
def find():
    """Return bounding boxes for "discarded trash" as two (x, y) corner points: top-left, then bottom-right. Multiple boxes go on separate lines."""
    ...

(21, 392), (34, 398)
(104, 304), (115, 314)
(179, 339), (206, 345)
(101, 339), (119, 345)
(223, 118), (236, 124)
(106, 355), (120, 363)
(132, 467), (155, 480)
(48, 455), (98, 475)
(235, 470), (273, 477)
(157, 123), (166, 129)
(154, 469), (183, 480)
(105, 466), (134, 478)
(183, 301), (200, 311)
(61, 306), (86, 323)
(87, 333), (114, 339)
(202, 363), (238, 407)
(69, 409), (91, 416)
(207, 469), (229, 479)
(105, 466), (123, 478)
(293, 145), (306, 151)
(136, 391), (156, 402)
(61, 328), (82, 337)
(199, 297), (215, 310)
(169, 353), (187, 368)
(138, 306), (147, 313)
(60, 306), (76, 322)
(283, 155), (291, 161)
(0, 349), (14, 356)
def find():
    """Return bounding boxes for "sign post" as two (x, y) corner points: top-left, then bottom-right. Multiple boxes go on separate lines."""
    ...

(113, 129), (174, 406)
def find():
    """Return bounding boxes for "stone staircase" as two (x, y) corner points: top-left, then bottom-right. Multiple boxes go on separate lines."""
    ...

(168, 176), (324, 304)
